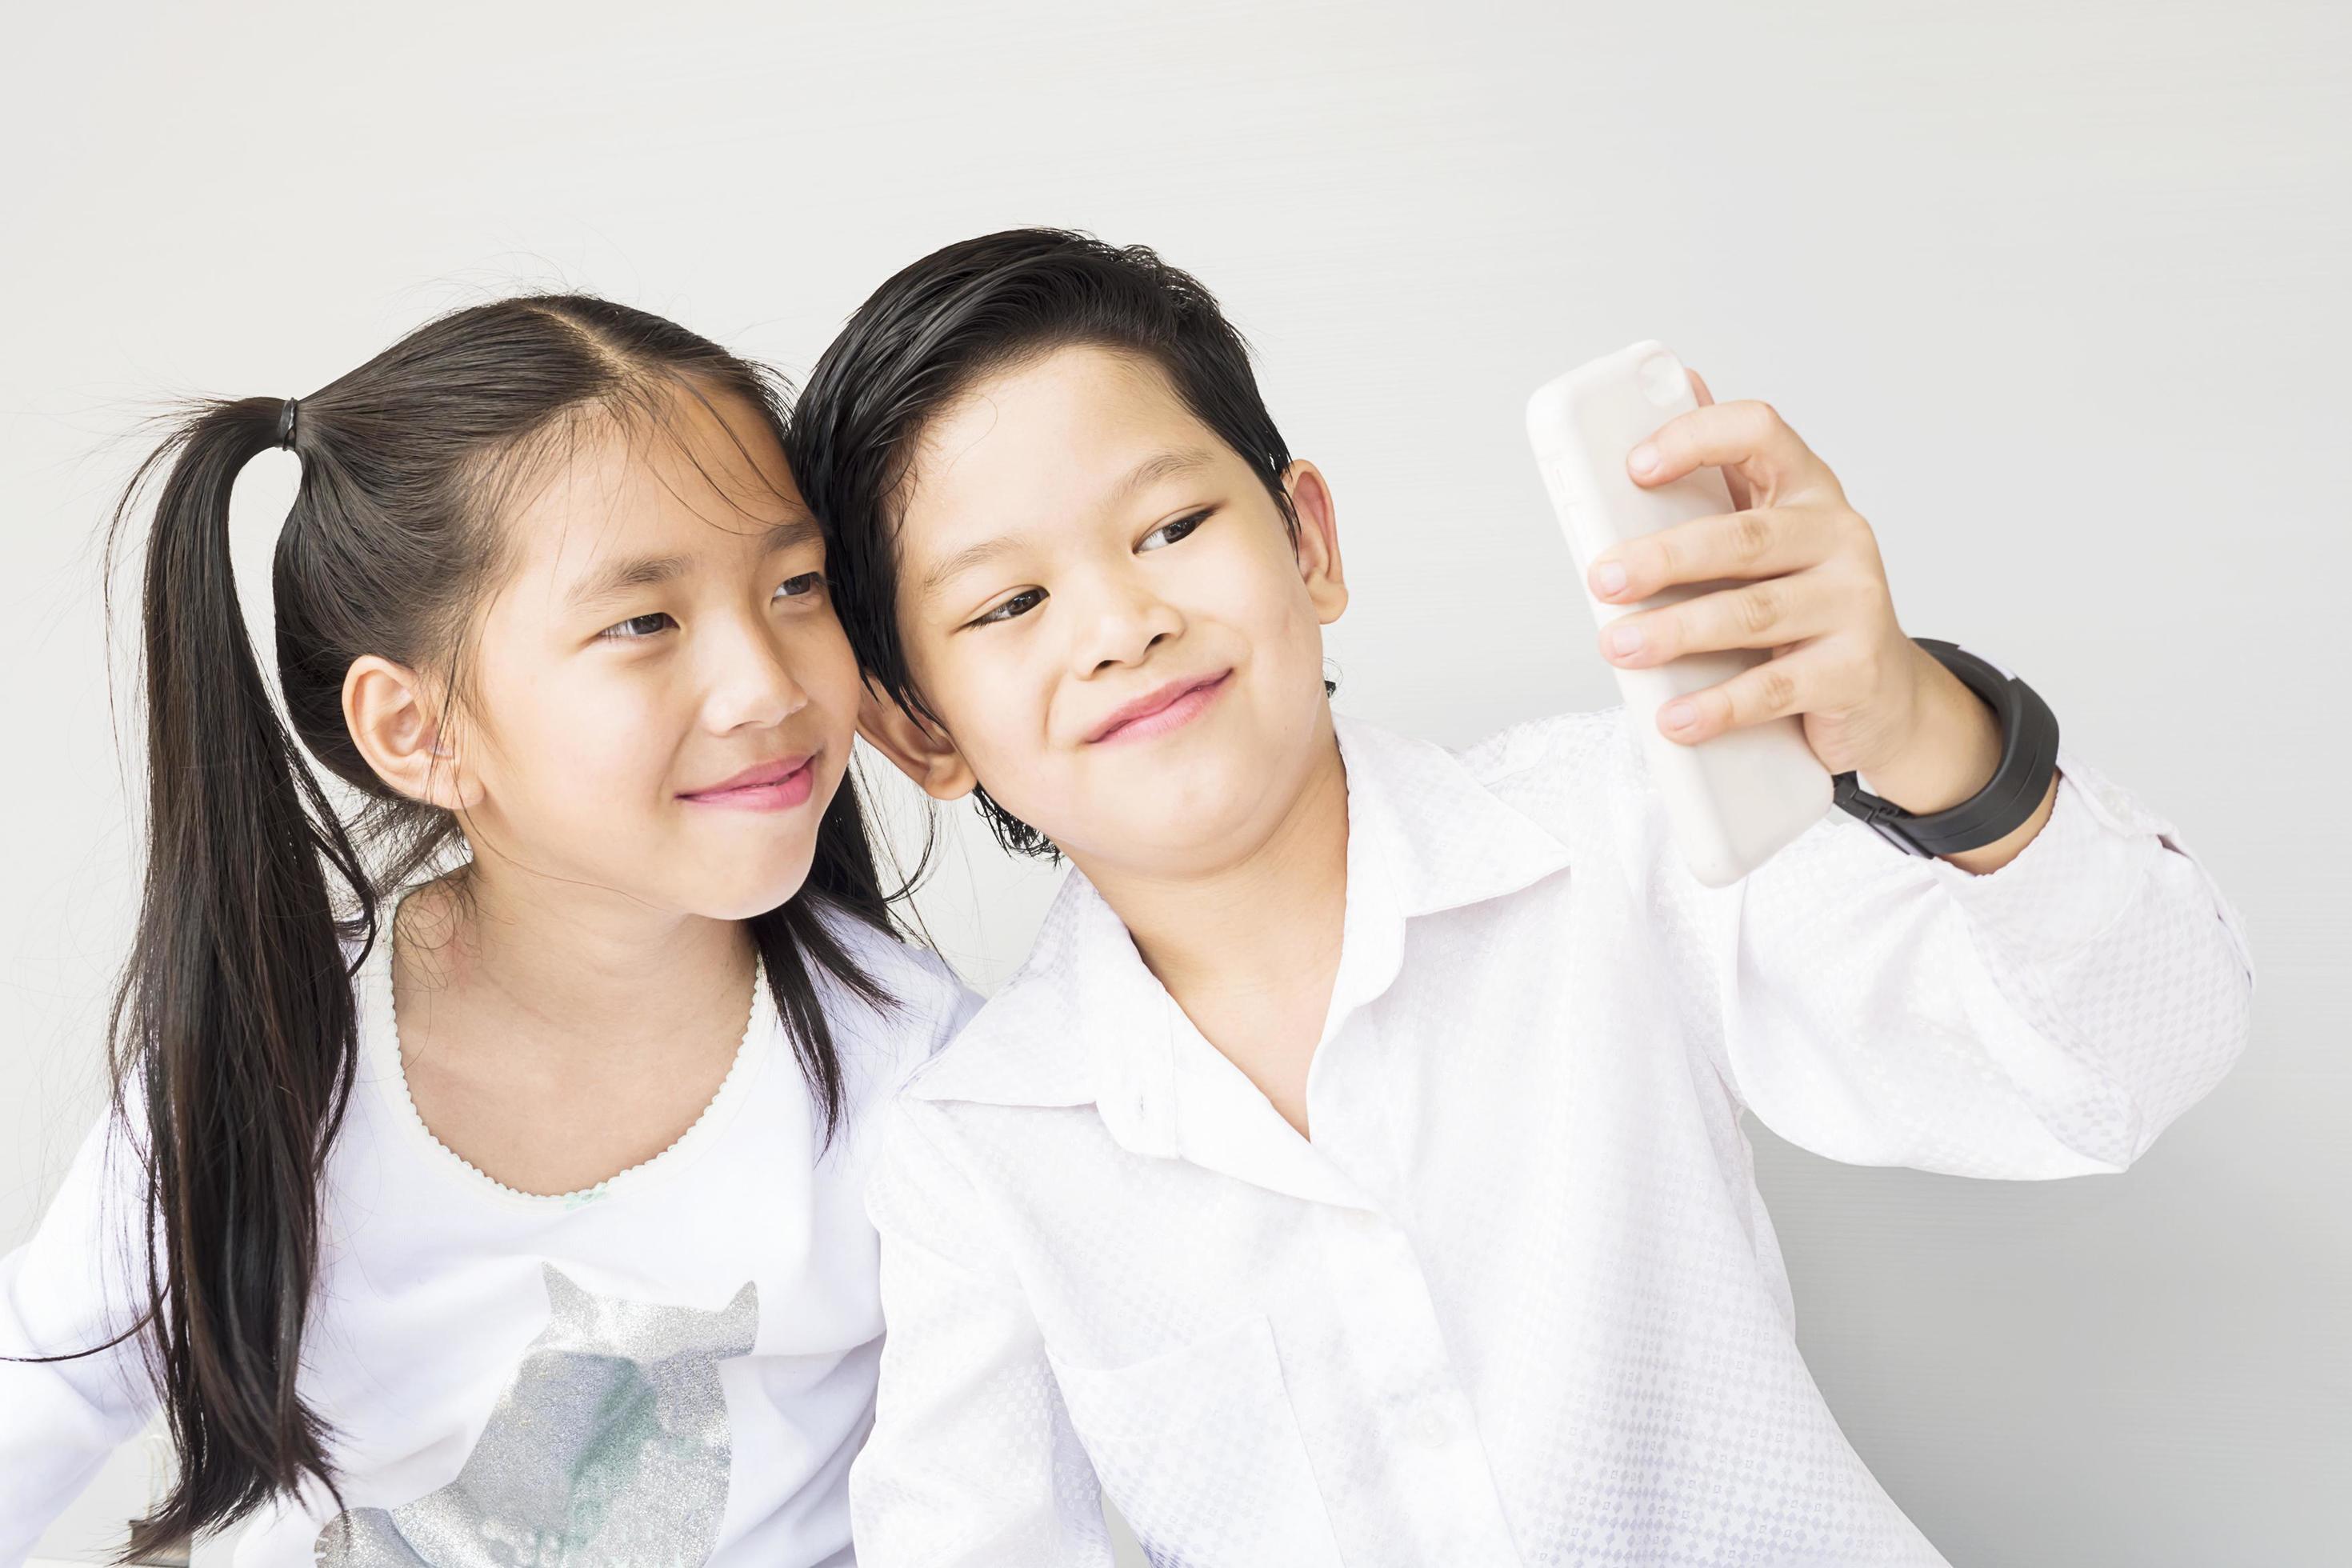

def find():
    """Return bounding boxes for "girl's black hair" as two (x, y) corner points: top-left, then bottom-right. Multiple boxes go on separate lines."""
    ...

(786, 228), (1302, 858)
(78, 294), (896, 1558)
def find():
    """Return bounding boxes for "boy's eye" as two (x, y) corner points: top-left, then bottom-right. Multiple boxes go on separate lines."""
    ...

(775, 571), (827, 602)
(1139, 509), (1211, 552)
(972, 588), (1046, 628)
(598, 612), (675, 642)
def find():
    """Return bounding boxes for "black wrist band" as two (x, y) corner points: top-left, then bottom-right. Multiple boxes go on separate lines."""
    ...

(1831, 638), (2060, 858)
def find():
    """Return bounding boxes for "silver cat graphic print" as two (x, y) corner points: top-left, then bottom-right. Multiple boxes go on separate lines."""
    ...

(315, 1266), (758, 1567)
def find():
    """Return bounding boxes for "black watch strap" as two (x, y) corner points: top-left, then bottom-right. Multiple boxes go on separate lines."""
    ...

(1832, 638), (2060, 858)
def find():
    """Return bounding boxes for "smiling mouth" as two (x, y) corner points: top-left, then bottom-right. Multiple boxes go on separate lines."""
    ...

(679, 755), (817, 810)
(1086, 671), (1233, 745)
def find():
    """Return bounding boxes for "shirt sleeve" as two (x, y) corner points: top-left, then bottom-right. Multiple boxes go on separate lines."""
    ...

(1674, 738), (2254, 1178)
(851, 1096), (1114, 1568)
(0, 1105), (160, 1564)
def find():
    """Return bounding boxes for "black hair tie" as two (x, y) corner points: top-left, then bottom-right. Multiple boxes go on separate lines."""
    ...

(275, 398), (300, 451)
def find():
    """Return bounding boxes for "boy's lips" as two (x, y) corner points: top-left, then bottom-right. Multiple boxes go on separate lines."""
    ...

(1086, 670), (1233, 745)
(679, 754), (817, 810)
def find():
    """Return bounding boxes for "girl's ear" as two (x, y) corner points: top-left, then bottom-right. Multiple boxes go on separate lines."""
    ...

(343, 655), (481, 812)
(856, 680), (978, 802)
(1283, 460), (1348, 625)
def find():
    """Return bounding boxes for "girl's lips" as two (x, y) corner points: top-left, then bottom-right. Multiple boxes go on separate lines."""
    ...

(679, 756), (817, 811)
(1087, 671), (1232, 745)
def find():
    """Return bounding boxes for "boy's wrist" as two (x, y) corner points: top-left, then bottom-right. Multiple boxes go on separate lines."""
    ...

(1836, 640), (2062, 873)
(1863, 649), (2003, 816)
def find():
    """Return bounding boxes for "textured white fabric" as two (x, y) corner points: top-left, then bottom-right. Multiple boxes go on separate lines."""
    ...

(0, 914), (978, 1568)
(850, 708), (2254, 1568)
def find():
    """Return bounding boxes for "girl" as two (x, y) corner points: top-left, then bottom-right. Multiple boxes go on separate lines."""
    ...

(0, 297), (974, 1566)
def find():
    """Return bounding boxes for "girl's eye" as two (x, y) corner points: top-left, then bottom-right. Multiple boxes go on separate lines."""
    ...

(973, 588), (1046, 628)
(774, 571), (827, 602)
(598, 612), (675, 642)
(1139, 508), (1211, 552)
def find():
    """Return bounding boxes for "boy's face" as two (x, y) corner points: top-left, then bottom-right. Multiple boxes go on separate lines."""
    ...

(873, 345), (1348, 878)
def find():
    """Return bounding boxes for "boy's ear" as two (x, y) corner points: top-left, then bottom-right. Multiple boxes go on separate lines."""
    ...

(856, 679), (978, 802)
(1283, 459), (1348, 625)
(343, 654), (482, 813)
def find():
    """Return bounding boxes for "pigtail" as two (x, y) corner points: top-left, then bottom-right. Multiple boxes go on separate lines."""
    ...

(29, 294), (908, 1558)
(106, 398), (368, 1555)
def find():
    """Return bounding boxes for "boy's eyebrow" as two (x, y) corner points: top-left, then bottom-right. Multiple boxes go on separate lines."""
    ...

(565, 516), (821, 611)
(1106, 446), (1215, 504)
(916, 447), (1217, 605)
(918, 534), (1028, 604)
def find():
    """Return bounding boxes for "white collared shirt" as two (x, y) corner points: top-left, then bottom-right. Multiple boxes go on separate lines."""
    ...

(849, 710), (2253, 1568)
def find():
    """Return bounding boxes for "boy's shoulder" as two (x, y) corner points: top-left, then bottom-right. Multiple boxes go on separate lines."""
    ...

(1454, 706), (1640, 791)
(893, 878), (1107, 1114)
(810, 906), (984, 1080)
(1442, 706), (1656, 854)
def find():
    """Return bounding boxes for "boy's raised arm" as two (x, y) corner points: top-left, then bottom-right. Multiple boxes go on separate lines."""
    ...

(852, 1097), (1115, 1568)
(1698, 742), (2253, 1177)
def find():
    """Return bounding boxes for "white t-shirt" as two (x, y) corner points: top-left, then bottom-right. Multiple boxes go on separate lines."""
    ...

(1, 907), (978, 1568)
(849, 710), (2254, 1568)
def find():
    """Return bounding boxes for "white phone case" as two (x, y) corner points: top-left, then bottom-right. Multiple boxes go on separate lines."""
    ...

(1526, 340), (1831, 886)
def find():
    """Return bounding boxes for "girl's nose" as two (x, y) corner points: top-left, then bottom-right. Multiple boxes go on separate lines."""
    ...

(703, 615), (811, 732)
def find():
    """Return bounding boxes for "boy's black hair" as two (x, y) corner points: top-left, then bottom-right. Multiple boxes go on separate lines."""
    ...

(788, 228), (1298, 858)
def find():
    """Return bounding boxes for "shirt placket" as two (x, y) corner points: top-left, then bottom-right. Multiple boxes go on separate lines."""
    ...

(1304, 1007), (1525, 1567)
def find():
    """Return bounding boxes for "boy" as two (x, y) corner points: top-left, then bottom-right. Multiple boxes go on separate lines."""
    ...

(788, 230), (2252, 1566)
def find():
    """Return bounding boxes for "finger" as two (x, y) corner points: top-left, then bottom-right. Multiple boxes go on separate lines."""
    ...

(1656, 648), (1830, 744)
(1588, 506), (1842, 603)
(1598, 572), (1841, 668)
(1684, 370), (1752, 508)
(1628, 398), (1837, 502)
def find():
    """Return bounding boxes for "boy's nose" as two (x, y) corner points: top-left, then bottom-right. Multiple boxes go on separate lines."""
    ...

(1070, 578), (1184, 678)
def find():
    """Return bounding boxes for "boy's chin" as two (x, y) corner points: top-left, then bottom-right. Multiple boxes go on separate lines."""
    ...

(1069, 799), (1287, 879)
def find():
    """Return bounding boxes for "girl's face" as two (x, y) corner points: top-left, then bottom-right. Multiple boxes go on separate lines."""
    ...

(445, 386), (861, 920)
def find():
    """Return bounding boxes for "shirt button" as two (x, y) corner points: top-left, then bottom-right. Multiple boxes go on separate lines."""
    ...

(1414, 1406), (1454, 1447)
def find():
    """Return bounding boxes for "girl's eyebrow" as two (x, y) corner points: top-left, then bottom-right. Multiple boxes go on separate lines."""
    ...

(566, 516), (821, 611)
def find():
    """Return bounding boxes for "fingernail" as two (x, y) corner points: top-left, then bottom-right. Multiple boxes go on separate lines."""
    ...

(1661, 699), (1694, 730)
(1606, 624), (1643, 658)
(1592, 561), (1627, 597)
(1629, 443), (1660, 478)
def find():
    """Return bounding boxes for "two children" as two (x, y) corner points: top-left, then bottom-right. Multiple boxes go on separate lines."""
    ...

(2, 235), (2251, 1568)
(0, 298), (974, 1566)
(787, 230), (2255, 1566)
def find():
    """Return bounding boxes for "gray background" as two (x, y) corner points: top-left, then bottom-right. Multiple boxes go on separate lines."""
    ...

(2, 2), (2343, 1563)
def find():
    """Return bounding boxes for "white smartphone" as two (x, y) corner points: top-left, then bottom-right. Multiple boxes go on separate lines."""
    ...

(1526, 340), (1831, 886)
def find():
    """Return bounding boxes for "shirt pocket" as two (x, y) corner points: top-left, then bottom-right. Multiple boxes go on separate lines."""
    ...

(1048, 1314), (1342, 1568)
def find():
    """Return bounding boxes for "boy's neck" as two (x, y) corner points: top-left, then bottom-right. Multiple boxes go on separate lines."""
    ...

(1075, 716), (1351, 1131)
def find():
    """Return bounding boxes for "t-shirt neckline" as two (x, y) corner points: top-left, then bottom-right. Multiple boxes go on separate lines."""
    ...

(355, 894), (773, 1210)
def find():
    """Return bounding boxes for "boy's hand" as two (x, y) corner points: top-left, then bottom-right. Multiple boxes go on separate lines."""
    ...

(1586, 372), (2052, 866)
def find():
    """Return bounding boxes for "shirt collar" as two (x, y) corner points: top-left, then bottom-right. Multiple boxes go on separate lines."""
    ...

(906, 712), (1574, 1133)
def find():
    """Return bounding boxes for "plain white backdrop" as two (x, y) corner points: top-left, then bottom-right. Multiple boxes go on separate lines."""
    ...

(2, 2), (2343, 1563)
